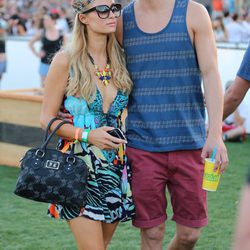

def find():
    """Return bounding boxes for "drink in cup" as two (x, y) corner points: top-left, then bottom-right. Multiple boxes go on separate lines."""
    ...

(202, 158), (221, 191)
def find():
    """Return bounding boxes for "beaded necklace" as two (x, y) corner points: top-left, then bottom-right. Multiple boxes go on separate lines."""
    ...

(87, 53), (112, 86)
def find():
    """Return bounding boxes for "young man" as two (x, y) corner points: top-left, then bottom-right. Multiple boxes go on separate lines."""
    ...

(116, 0), (228, 249)
(223, 44), (250, 250)
(223, 44), (250, 120)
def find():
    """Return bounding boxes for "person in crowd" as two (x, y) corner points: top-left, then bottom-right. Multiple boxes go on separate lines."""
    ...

(40, 0), (135, 249)
(116, 0), (228, 249)
(212, 0), (223, 17)
(7, 14), (26, 35)
(226, 13), (245, 43)
(55, 6), (71, 33)
(241, 12), (250, 43)
(223, 44), (250, 250)
(222, 81), (246, 142)
(29, 12), (67, 87)
(222, 111), (246, 141)
(0, 11), (7, 84)
(25, 16), (39, 36)
(212, 15), (228, 42)
(223, 10), (232, 26)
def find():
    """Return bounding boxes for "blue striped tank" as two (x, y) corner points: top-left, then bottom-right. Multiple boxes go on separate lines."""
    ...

(123, 0), (206, 152)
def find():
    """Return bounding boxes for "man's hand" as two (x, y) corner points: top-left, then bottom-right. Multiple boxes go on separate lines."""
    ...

(201, 134), (229, 173)
(57, 105), (73, 123)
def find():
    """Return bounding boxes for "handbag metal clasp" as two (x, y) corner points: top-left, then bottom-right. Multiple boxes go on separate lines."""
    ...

(66, 156), (76, 164)
(35, 149), (45, 158)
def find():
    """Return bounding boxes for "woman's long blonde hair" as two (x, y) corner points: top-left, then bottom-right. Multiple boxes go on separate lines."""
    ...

(65, 14), (133, 103)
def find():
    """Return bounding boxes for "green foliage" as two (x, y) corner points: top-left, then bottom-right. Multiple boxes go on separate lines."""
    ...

(0, 138), (249, 250)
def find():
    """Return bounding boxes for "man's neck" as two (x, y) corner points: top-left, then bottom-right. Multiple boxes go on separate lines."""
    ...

(133, 0), (175, 33)
(136, 0), (168, 10)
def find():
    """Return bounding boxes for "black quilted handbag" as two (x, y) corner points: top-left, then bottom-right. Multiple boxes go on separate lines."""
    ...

(14, 118), (89, 208)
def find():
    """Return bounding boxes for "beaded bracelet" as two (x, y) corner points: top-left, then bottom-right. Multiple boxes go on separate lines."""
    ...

(81, 129), (90, 143)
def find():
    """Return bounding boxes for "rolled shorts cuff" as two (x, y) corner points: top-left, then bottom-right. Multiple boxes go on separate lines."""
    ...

(132, 214), (167, 229)
(172, 214), (208, 228)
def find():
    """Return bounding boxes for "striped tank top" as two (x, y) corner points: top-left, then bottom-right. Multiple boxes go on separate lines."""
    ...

(123, 0), (206, 152)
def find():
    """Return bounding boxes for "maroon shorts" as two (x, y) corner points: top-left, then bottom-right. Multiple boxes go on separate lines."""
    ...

(126, 147), (208, 229)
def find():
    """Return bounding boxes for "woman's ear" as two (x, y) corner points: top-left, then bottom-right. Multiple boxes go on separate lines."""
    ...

(78, 14), (88, 24)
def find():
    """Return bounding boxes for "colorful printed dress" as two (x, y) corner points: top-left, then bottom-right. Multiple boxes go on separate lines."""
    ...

(48, 89), (135, 223)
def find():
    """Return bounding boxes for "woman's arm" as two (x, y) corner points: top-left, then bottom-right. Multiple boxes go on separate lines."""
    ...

(29, 31), (42, 57)
(40, 51), (76, 140)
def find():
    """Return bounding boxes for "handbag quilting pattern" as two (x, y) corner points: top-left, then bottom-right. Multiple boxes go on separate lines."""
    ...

(14, 118), (89, 208)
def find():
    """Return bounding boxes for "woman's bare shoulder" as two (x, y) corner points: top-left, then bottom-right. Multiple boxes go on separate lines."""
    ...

(52, 50), (70, 69)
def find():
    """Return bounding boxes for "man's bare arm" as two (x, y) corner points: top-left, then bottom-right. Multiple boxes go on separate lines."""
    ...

(189, 2), (222, 136)
(188, 1), (228, 171)
(223, 77), (250, 120)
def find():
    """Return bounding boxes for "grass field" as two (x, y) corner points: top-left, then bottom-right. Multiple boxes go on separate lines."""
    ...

(0, 138), (249, 250)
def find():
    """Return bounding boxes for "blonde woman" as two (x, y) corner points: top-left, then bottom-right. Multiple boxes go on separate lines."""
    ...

(40, 0), (134, 249)
(29, 13), (67, 86)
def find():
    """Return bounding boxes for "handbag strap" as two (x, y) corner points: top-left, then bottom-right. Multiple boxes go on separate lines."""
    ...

(41, 120), (71, 149)
(44, 117), (62, 141)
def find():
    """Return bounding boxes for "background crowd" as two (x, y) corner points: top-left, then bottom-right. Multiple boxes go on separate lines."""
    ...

(212, 10), (250, 42)
(0, 0), (131, 36)
(0, 0), (249, 42)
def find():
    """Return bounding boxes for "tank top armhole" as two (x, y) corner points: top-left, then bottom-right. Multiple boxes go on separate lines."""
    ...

(183, 0), (196, 49)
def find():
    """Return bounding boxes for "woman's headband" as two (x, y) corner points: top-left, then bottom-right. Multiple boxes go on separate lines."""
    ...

(72, 0), (95, 14)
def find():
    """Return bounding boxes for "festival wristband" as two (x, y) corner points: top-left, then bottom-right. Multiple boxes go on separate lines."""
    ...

(81, 129), (90, 143)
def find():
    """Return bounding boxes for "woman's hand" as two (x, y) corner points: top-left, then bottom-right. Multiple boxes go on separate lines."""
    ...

(38, 50), (46, 58)
(87, 126), (127, 150)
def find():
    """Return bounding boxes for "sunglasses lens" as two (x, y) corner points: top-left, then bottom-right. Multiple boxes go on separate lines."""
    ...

(111, 4), (121, 17)
(96, 5), (110, 18)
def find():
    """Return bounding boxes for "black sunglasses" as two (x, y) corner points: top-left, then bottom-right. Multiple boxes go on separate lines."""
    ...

(82, 3), (122, 19)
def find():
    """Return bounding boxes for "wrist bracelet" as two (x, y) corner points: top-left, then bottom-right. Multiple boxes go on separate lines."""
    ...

(81, 129), (90, 143)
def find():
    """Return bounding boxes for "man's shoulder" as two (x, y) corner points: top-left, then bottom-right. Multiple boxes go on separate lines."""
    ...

(187, 1), (211, 30)
(122, 1), (133, 15)
(188, 0), (209, 17)
(237, 45), (250, 82)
